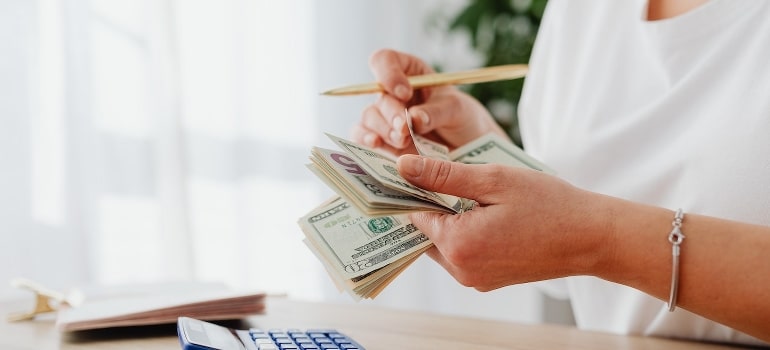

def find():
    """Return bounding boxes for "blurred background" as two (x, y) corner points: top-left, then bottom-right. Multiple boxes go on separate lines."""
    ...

(1, 0), (571, 326)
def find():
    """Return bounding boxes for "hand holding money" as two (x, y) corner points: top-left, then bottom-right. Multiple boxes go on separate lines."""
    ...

(311, 112), (553, 216)
(299, 112), (554, 299)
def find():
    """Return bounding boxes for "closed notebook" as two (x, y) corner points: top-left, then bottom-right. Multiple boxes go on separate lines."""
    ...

(54, 281), (266, 332)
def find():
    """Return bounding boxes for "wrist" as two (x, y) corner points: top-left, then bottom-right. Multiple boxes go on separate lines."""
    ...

(568, 190), (621, 278)
(588, 197), (675, 296)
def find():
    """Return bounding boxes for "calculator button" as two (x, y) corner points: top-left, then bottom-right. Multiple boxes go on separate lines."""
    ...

(273, 337), (294, 344)
(242, 328), (363, 350)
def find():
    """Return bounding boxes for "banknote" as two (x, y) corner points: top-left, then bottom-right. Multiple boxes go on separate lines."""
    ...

(326, 133), (466, 213)
(308, 146), (449, 215)
(405, 110), (450, 161)
(403, 108), (553, 173)
(449, 132), (555, 174)
(301, 117), (554, 299)
(319, 128), (552, 216)
(298, 197), (432, 280)
(305, 235), (427, 300)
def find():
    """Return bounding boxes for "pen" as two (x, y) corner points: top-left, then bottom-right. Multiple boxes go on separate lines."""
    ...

(321, 64), (529, 96)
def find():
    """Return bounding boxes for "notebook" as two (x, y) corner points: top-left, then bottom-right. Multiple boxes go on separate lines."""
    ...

(54, 281), (266, 332)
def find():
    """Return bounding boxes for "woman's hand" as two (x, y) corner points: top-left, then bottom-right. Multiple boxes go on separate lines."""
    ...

(396, 154), (612, 291)
(396, 154), (770, 342)
(352, 49), (508, 155)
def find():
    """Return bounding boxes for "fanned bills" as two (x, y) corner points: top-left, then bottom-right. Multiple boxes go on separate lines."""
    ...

(298, 197), (431, 300)
(299, 111), (554, 299)
(308, 147), (448, 216)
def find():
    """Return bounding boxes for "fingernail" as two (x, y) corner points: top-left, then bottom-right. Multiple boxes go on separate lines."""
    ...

(394, 85), (410, 101)
(416, 110), (429, 127)
(398, 155), (424, 178)
(392, 116), (404, 134)
(390, 130), (403, 145)
(363, 133), (377, 147)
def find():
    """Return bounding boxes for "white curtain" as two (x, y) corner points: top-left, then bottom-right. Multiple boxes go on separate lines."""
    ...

(1, 0), (545, 324)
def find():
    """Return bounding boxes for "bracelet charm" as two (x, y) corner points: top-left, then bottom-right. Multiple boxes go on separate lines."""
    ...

(667, 208), (685, 312)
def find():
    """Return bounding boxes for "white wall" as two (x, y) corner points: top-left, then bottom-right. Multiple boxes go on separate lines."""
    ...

(0, 0), (548, 326)
(0, 0), (93, 299)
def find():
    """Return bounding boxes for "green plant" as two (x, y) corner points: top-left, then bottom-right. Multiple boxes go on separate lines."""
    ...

(440, 0), (547, 147)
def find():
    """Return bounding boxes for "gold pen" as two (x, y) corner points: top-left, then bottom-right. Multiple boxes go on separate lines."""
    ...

(321, 64), (529, 96)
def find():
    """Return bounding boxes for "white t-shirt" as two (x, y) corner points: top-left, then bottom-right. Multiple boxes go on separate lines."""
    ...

(518, 0), (770, 345)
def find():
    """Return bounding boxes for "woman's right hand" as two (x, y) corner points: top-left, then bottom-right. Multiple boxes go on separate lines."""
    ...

(351, 49), (508, 155)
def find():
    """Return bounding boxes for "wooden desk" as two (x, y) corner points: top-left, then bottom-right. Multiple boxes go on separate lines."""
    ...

(0, 297), (749, 350)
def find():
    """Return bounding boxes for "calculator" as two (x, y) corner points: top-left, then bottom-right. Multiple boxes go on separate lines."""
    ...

(177, 317), (366, 350)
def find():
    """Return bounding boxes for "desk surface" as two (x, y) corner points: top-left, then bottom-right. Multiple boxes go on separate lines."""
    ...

(0, 297), (749, 350)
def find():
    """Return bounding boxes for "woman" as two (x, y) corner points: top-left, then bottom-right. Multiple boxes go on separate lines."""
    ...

(352, 0), (770, 344)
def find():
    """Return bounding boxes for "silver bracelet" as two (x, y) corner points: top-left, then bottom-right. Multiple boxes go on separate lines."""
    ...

(667, 208), (685, 312)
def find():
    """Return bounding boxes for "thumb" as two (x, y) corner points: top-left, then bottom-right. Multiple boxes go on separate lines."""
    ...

(397, 154), (500, 202)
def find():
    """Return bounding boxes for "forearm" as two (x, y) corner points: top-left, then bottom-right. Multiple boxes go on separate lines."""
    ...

(591, 195), (770, 341)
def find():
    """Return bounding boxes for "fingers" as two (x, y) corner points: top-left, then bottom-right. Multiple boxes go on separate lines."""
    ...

(350, 124), (382, 149)
(397, 155), (509, 203)
(411, 211), (453, 266)
(424, 245), (456, 275)
(407, 91), (500, 148)
(359, 49), (496, 153)
(407, 94), (462, 135)
(375, 94), (410, 148)
(356, 94), (411, 149)
(368, 49), (434, 102)
(412, 212), (471, 286)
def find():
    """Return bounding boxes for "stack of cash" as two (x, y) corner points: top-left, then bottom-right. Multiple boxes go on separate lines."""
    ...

(298, 114), (553, 300)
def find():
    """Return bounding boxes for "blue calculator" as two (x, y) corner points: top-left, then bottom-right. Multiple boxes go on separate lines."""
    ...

(177, 317), (366, 350)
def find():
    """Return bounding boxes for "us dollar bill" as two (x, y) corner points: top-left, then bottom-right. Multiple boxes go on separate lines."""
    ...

(403, 108), (550, 173)
(405, 110), (450, 161)
(308, 147), (449, 215)
(449, 133), (556, 174)
(298, 197), (433, 282)
(301, 125), (554, 299)
(327, 133), (466, 213)
(304, 236), (427, 300)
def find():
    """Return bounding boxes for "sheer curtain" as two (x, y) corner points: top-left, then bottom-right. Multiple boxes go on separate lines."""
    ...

(1, 0), (545, 324)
